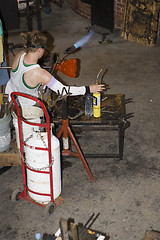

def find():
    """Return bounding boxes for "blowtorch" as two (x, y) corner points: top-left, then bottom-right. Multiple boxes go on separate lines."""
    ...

(64, 30), (94, 54)
(65, 45), (77, 54)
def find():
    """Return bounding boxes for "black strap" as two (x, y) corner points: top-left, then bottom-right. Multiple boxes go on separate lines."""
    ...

(85, 86), (90, 94)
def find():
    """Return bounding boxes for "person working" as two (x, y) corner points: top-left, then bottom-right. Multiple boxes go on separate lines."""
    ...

(43, 0), (51, 14)
(0, 18), (9, 93)
(5, 31), (105, 106)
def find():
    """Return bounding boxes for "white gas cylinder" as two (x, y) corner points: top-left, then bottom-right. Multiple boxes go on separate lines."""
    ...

(12, 106), (43, 150)
(25, 130), (61, 204)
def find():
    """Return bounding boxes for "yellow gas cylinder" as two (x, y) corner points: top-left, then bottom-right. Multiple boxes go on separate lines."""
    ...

(93, 92), (101, 117)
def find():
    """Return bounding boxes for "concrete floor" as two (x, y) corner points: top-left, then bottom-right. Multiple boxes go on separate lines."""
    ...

(0, 1), (160, 240)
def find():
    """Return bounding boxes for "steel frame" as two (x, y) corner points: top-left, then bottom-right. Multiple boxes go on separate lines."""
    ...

(11, 92), (62, 208)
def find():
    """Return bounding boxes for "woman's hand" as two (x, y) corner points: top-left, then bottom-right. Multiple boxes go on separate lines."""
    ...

(89, 84), (106, 93)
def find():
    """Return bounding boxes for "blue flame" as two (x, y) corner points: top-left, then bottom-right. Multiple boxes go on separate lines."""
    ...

(73, 31), (94, 49)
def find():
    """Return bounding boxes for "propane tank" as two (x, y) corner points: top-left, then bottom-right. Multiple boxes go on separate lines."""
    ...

(93, 69), (103, 118)
(12, 106), (43, 150)
(93, 87), (101, 118)
(25, 130), (61, 204)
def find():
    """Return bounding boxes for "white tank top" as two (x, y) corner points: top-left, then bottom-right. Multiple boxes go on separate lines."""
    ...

(5, 53), (41, 106)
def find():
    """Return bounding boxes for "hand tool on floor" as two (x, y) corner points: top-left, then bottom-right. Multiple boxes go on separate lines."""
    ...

(78, 213), (98, 237)
(142, 230), (160, 240)
(58, 216), (110, 240)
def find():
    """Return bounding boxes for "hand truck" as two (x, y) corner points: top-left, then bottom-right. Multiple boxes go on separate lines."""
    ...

(11, 92), (63, 215)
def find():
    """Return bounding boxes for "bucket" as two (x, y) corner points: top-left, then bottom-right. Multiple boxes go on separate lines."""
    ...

(12, 106), (43, 150)
(0, 113), (11, 152)
(25, 131), (61, 204)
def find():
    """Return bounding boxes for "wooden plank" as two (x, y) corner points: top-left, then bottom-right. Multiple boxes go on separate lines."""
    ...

(121, 0), (160, 46)
(0, 138), (21, 166)
(142, 230), (160, 240)
(70, 222), (79, 240)
(59, 218), (69, 240)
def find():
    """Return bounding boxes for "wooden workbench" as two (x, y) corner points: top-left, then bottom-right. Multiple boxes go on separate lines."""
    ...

(53, 94), (133, 160)
(0, 94), (133, 166)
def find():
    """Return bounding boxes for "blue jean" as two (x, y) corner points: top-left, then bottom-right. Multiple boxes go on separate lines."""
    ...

(0, 52), (9, 86)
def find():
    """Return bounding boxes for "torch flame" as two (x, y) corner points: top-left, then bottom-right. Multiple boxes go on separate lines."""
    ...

(74, 31), (94, 49)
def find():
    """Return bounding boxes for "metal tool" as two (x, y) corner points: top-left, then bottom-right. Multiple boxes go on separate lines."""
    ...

(78, 213), (100, 237)
(96, 68), (108, 84)
(59, 216), (109, 240)
(64, 31), (94, 54)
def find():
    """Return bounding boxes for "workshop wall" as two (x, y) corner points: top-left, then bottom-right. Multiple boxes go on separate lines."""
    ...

(66, 0), (91, 19)
(66, 0), (160, 35)
(66, 0), (125, 30)
(0, 0), (19, 30)
(114, 0), (125, 30)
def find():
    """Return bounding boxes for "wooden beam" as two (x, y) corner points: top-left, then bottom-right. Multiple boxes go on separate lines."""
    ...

(0, 139), (21, 166)
(121, 0), (160, 46)
(142, 230), (160, 240)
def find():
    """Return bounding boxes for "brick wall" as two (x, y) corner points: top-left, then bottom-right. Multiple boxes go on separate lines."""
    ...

(66, 0), (91, 19)
(66, 0), (160, 34)
(114, 0), (125, 29)
(66, 0), (125, 30)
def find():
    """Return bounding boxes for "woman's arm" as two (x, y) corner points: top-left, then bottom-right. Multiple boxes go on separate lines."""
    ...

(46, 76), (105, 95)
(35, 68), (106, 96)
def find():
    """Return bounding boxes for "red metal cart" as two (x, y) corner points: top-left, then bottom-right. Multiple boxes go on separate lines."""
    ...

(11, 92), (63, 215)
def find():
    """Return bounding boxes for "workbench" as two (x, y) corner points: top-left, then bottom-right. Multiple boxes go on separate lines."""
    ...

(0, 94), (133, 167)
(52, 94), (133, 160)
(18, 0), (42, 31)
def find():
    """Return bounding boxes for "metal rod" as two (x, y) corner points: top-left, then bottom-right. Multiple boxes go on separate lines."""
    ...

(88, 213), (100, 229)
(102, 96), (108, 102)
(0, 66), (52, 70)
(78, 213), (95, 236)
(0, 66), (12, 69)
(101, 68), (108, 84)
(97, 68), (103, 80)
